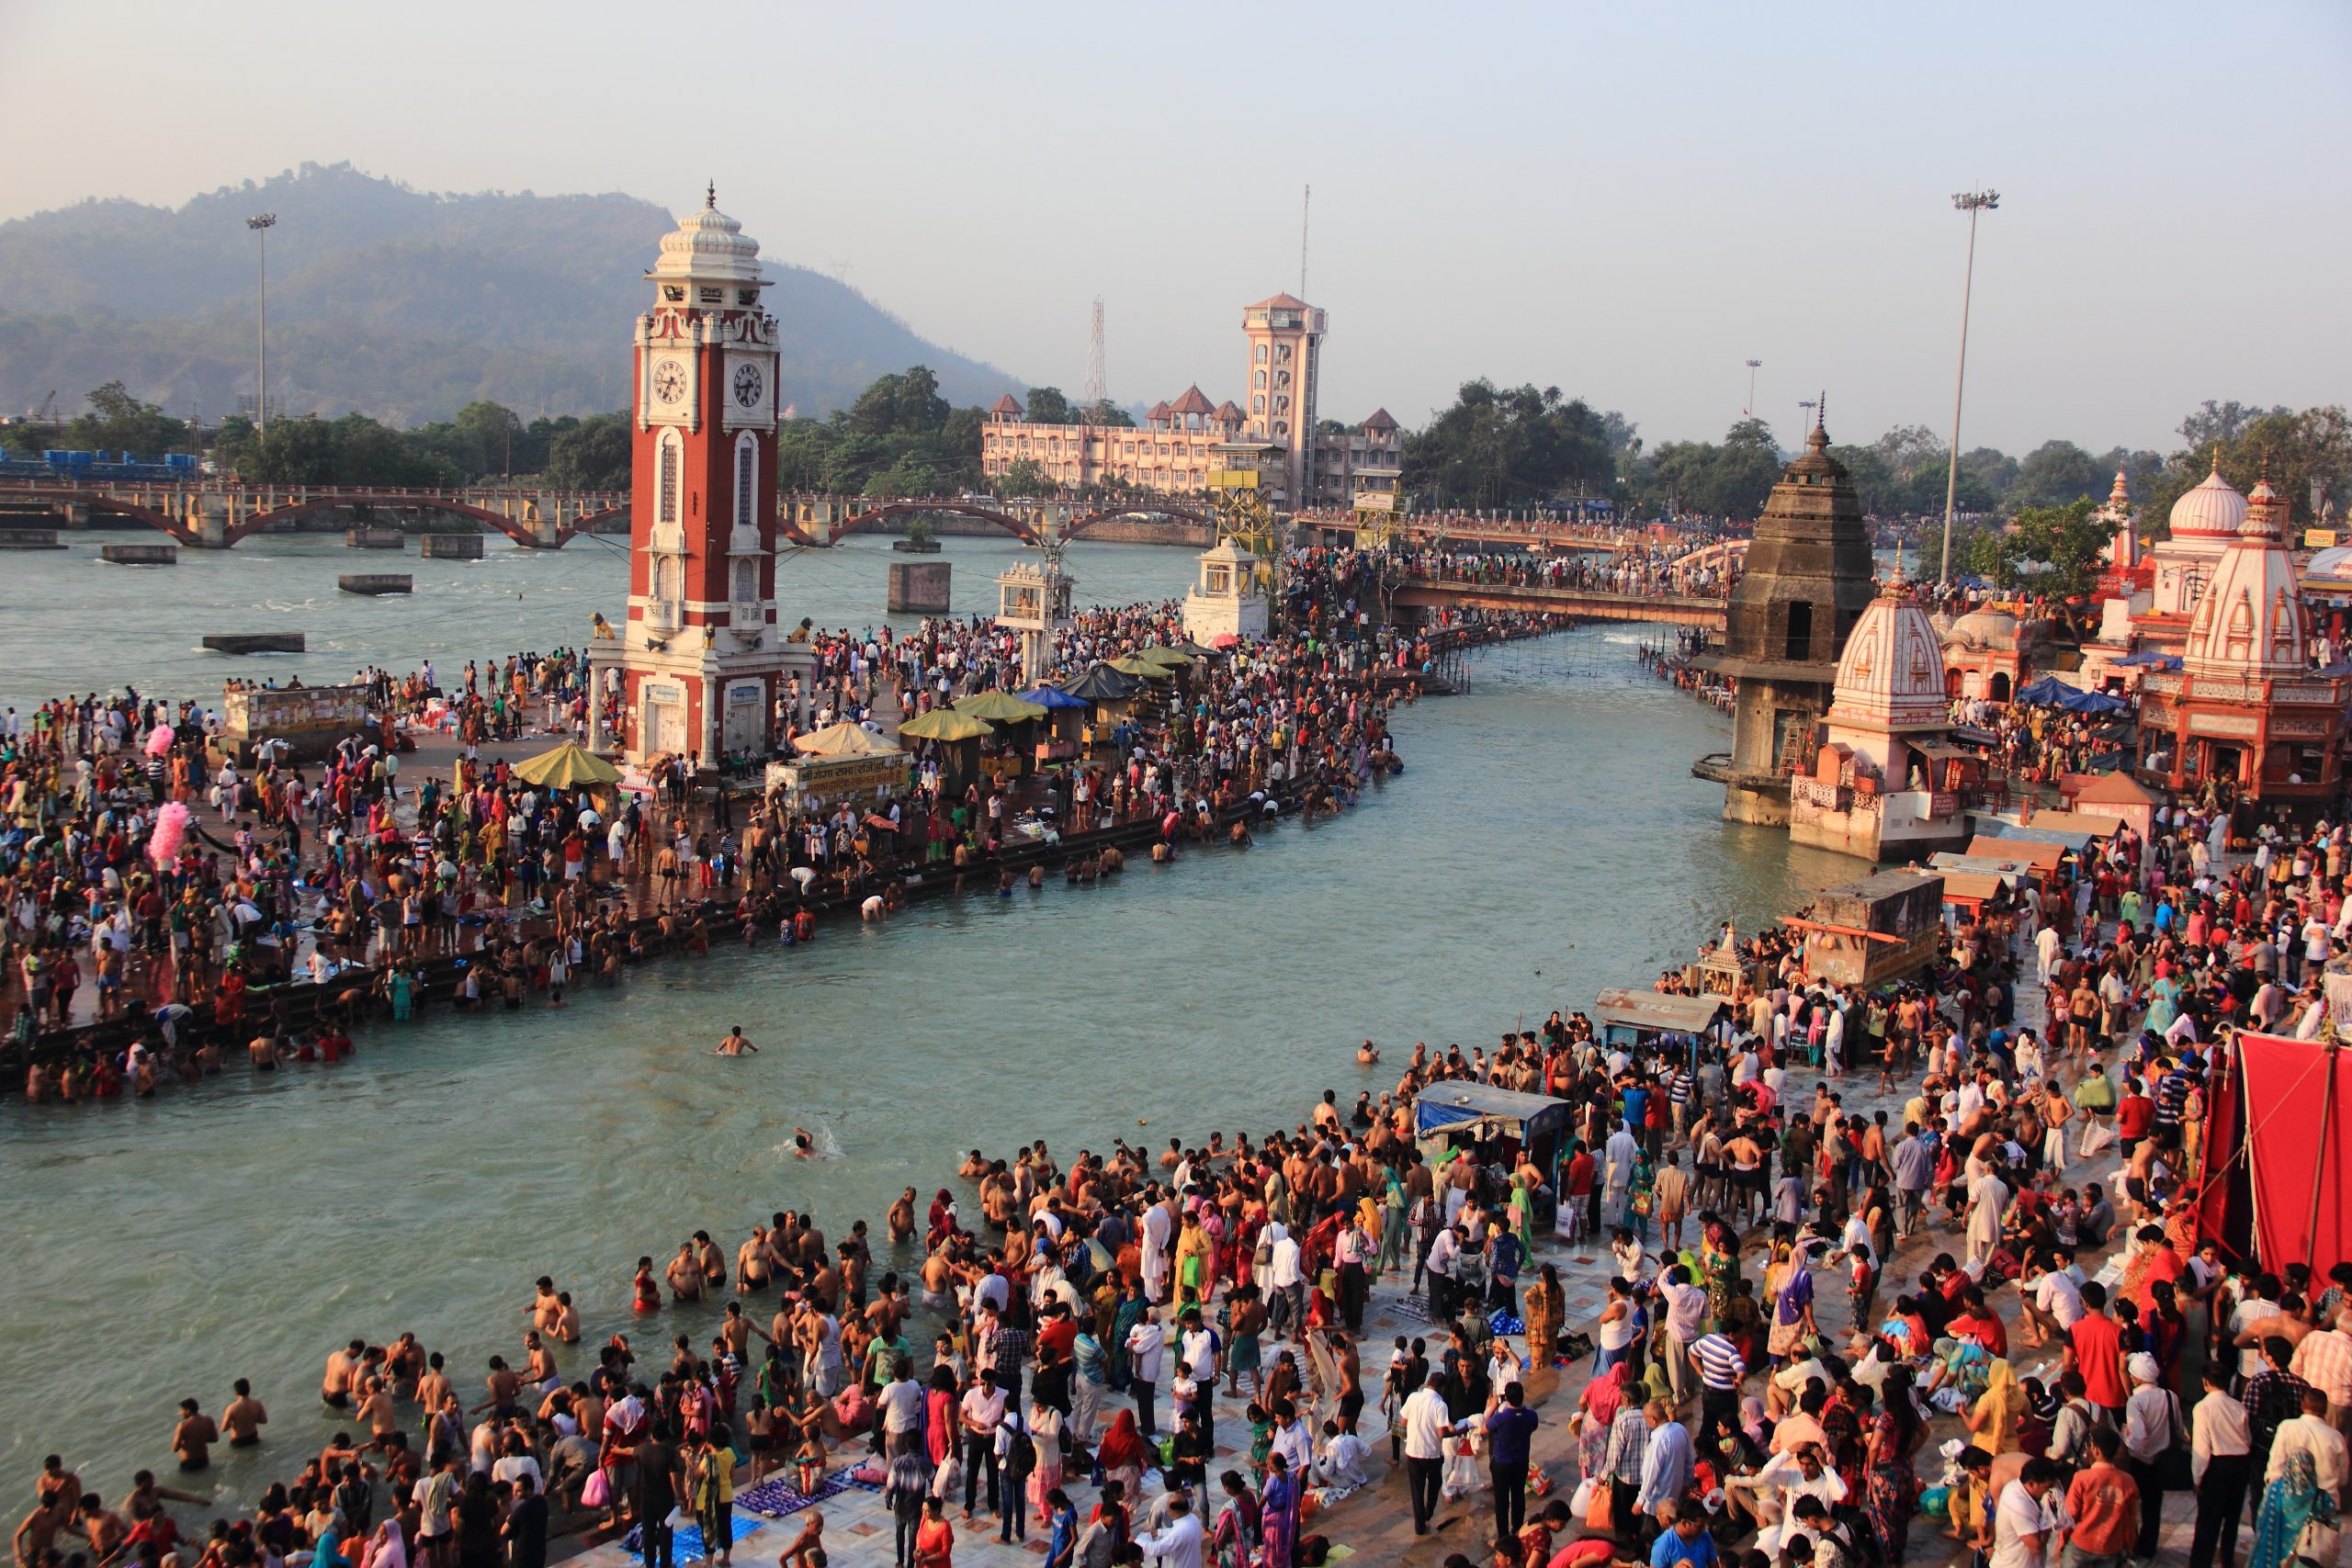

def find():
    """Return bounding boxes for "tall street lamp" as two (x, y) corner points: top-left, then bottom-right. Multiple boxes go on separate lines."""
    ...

(1938, 190), (1998, 587)
(247, 213), (277, 436)
(1745, 359), (1762, 417)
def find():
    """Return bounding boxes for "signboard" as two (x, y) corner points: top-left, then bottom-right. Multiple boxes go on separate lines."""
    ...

(764, 751), (910, 809)
(2308, 530), (2338, 549)
(1206, 469), (1260, 490)
(1351, 492), (1397, 513)
(221, 682), (369, 740)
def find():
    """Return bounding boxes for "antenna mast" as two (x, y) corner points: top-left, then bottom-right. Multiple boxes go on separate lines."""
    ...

(1084, 296), (1107, 421)
(1300, 184), (1311, 299)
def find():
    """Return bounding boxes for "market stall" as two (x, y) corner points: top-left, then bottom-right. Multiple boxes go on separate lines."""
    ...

(1412, 1082), (1573, 1228)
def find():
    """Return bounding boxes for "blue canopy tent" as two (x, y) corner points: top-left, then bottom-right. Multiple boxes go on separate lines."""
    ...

(1021, 687), (1091, 710)
(1413, 1083), (1574, 1224)
(2015, 676), (2132, 716)
(1593, 987), (1731, 1069)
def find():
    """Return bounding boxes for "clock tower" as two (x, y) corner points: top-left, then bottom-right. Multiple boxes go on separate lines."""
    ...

(589, 187), (808, 768)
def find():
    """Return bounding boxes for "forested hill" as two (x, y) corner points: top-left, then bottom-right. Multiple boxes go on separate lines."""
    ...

(0, 162), (1022, 427)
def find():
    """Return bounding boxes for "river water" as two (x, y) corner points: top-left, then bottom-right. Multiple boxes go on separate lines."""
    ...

(0, 534), (1858, 1501)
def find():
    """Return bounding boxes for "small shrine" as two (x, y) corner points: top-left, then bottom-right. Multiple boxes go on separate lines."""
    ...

(2134, 473), (2352, 811)
(1790, 570), (1973, 861)
(1690, 922), (1757, 999)
(995, 551), (1073, 687)
(1180, 539), (1270, 647)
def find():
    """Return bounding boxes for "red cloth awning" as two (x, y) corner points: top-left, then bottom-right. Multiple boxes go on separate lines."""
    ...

(2229, 1032), (2352, 1279)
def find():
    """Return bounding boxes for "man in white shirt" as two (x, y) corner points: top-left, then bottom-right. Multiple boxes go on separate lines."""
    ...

(2019, 1252), (2085, 1348)
(1399, 1382), (1454, 1535)
(1125, 1308), (1167, 1438)
(1657, 1266), (1709, 1405)
(1317, 1419), (1371, 1487)
(1136, 1489), (1204, 1567)
(2188, 1364), (2253, 1568)
(1988, 1459), (2065, 1568)
(1265, 1223), (1305, 1340)
(2268, 1387), (2349, 1495)
(1423, 1225), (1463, 1322)
(1602, 1121), (1641, 1230)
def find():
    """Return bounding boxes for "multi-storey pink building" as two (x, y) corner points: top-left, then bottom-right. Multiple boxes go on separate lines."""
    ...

(978, 291), (1401, 511)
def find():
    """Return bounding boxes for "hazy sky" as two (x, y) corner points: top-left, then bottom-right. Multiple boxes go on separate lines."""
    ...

(5, 1), (2346, 454)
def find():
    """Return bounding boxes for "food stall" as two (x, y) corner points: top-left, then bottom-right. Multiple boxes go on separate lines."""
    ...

(1412, 1082), (1573, 1229)
(1784, 870), (1944, 988)
(1592, 988), (1731, 1065)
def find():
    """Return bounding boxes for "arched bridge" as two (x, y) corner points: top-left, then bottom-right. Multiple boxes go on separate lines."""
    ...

(778, 494), (1214, 548)
(0, 478), (626, 548)
(1389, 564), (1731, 629)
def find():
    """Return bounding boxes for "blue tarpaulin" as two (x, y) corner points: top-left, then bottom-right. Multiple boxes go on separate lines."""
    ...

(1020, 687), (1091, 710)
(2016, 677), (2131, 716)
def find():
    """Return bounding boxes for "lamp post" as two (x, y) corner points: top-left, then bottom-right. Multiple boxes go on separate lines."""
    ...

(1798, 399), (1817, 441)
(246, 213), (277, 436)
(1745, 359), (1762, 417)
(1938, 190), (1999, 588)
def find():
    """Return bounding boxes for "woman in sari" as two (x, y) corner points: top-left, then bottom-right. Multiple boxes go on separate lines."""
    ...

(1866, 1368), (1922, 1562)
(1095, 1409), (1148, 1506)
(1173, 1211), (1212, 1308)
(1767, 1243), (1816, 1362)
(356, 1519), (406, 1568)
(1259, 1452), (1302, 1568)
(1575, 1361), (1631, 1482)
(1210, 1471), (1261, 1568)
(1701, 1224), (1743, 1330)
(1963, 1358), (2026, 1455)
(308, 1514), (351, 1568)
(1522, 1263), (1565, 1371)
(2251, 1446), (2338, 1568)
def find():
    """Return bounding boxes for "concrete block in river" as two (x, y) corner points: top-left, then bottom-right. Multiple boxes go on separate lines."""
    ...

(888, 560), (952, 614)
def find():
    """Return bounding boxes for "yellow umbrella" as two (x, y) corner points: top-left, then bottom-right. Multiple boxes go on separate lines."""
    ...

(954, 690), (1049, 723)
(512, 740), (621, 789)
(1110, 655), (1172, 679)
(899, 707), (995, 742)
(793, 721), (901, 758)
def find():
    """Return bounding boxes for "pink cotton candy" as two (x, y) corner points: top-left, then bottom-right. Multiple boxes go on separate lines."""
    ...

(144, 724), (175, 758)
(148, 801), (189, 869)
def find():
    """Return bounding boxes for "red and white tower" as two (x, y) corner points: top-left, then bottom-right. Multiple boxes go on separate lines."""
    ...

(589, 188), (808, 767)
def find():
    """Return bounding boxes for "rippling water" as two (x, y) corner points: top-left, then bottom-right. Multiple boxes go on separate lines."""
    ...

(0, 548), (1858, 1503)
(0, 531), (1202, 714)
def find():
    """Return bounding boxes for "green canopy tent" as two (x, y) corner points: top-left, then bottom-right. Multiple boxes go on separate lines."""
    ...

(512, 740), (622, 791)
(952, 690), (1050, 724)
(898, 705), (994, 796)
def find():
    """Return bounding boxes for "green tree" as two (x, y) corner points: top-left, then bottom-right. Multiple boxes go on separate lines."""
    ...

(546, 412), (631, 491)
(1400, 380), (1623, 510)
(1023, 386), (1073, 425)
(2143, 402), (2351, 536)
(2008, 440), (2105, 511)
(62, 381), (193, 457)
(994, 457), (1051, 497)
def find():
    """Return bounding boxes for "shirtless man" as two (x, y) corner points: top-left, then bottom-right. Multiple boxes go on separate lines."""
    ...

(714, 1026), (758, 1056)
(476, 1357), (523, 1418)
(222, 1380), (268, 1448)
(888, 1189), (918, 1245)
(737, 1227), (772, 1292)
(526, 1279), (564, 1337)
(170, 1399), (220, 1472)
(665, 1244), (705, 1303)
(322, 1338), (368, 1407)
(74, 1495), (128, 1560)
(417, 1354), (454, 1421)
(792, 1128), (818, 1159)
(353, 1376), (400, 1449)
(695, 1232), (728, 1290)
(554, 1292), (580, 1344)
(522, 1333), (560, 1392)
(1355, 1040), (1381, 1066)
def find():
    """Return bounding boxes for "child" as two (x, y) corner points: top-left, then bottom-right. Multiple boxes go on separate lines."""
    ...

(1168, 1360), (1197, 1432)
(1247, 1403), (1272, 1470)
(793, 1410), (827, 1497)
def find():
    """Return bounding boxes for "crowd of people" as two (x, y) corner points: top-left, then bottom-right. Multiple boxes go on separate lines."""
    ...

(1386, 547), (1739, 603)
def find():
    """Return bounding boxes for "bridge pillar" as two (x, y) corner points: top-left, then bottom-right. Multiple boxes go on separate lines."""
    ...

(187, 493), (233, 547)
(518, 498), (565, 548)
(63, 502), (92, 531)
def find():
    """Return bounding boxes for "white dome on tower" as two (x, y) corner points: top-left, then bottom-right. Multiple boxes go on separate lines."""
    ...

(647, 187), (770, 287)
(1827, 584), (1948, 732)
(2168, 462), (2247, 541)
(2184, 478), (2307, 677)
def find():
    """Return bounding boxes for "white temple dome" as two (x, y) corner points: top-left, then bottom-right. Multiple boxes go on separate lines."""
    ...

(2184, 479), (2306, 677)
(647, 192), (769, 286)
(1829, 588), (1949, 732)
(2168, 464), (2247, 541)
(1943, 607), (2019, 651)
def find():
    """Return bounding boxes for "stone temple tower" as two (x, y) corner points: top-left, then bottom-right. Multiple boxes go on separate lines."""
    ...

(1692, 414), (1877, 825)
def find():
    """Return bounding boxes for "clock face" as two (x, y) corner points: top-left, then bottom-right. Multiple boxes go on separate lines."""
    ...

(651, 357), (688, 406)
(732, 362), (764, 410)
